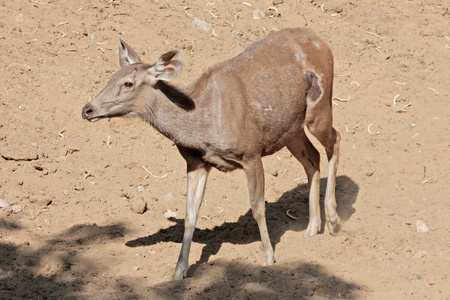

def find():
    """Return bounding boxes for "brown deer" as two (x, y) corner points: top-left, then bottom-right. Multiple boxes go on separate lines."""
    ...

(82, 27), (341, 280)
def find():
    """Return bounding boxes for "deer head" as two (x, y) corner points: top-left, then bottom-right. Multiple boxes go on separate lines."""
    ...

(82, 39), (183, 122)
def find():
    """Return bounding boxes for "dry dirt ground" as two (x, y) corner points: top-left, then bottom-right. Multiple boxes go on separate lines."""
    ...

(1, 0), (449, 299)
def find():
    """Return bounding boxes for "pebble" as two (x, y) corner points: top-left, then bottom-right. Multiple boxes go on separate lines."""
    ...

(15, 14), (24, 23)
(0, 145), (38, 161)
(164, 210), (177, 219)
(190, 18), (212, 33)
(268, 168), (278, 177)
(137, 185), (145, 192)
(365, 171), (374, 177)
(12, 205), (22, 214)
(323, 0), (347, 13)
(253, 9), (265, 20)
(63, 190), (79, 195)
(412, 251), (428, 259)
(0, 199), (10, 208)
(29, 195), (52, 207)
(416, 220), (429, 233)
(164, 192), (173, 201)
(130, 197), (147, 214)
(363, 154), (374, 162)
(55, 156), (66, 163)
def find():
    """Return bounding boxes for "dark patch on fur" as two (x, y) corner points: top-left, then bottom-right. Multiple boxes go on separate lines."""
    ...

(308, 158), (317, 169)
(305, 71), (322, 103)
(155, 81), (195, 111)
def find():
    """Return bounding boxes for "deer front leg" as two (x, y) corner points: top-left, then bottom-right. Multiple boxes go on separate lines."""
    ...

(243, 157), (275, 266)
(172, 159), (211, 280)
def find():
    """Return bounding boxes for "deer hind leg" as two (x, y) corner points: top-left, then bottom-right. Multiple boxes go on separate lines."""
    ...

(308, 123), (340, 234)
(243, 157), (275, 266)
(287, 128), (322, 238)
(306, 90), (341, 234)
(173, 149), (211, 280)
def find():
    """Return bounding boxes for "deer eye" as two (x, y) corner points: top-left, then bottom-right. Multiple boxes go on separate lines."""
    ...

(124, 82), (133, 88)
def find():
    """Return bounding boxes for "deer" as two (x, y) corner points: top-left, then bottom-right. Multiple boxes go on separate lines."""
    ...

(82, 27), (341, 281)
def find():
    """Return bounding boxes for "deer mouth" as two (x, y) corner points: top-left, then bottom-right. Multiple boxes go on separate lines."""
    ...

(82, 104), (108, 122)
(87, 117), (102, 122)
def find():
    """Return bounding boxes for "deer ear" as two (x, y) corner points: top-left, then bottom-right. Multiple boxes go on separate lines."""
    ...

(150, 50), (183, 82)
(119, 38), (142, 68)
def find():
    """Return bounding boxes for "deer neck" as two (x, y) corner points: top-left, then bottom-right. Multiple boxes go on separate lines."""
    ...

(139, 81), (203, 148)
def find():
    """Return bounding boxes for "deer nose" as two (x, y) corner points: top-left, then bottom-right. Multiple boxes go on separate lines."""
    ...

(82, 104), (94, 120)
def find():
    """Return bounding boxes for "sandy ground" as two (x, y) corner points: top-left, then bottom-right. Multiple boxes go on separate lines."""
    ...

(1, 0), (449, 299)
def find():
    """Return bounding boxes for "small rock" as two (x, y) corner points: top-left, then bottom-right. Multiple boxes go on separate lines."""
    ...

(15, 14), (24, 23)
(55, 156), (66, 163)
(130, 197), (147, 214)
(147, 249), (156, 255)
(33, 165), (44, 171)
(190, 18), (212, 33)
(412, 251), (428, 259)
(137, 185), (145, 192)
(164, 192), (173, 201)
(273, 0), (284, 5)
(164, 210), (177, 219)
(269, 169), (278, 177)
(29, 195), (52, 207)
(133, 266), (140, 271)
(12, 205), (22, 214)
(1, 144), (39, 161)
(63, 190), (79, 196)
(393, 102), (408, 113)
(416, 220), (429, 233)
(363, 154), (374, 162)
(323, 0), (347, 13)
(253, 9), (265, 20)
(0, 199), (10, 208)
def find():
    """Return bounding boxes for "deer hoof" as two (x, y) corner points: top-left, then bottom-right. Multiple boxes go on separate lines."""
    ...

(326, 218), (340, 235)
(172, 268), (187, 281)
(304, 222), (320, 238)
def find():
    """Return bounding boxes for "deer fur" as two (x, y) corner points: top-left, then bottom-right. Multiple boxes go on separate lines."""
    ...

(82, 27), (341, 281)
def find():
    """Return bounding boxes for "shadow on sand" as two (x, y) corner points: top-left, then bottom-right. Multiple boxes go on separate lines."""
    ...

(126, 175), (358, 276)
(0, 176), (358, 298)
(151, 259), (362, 299)
(0, 223), (135, 299)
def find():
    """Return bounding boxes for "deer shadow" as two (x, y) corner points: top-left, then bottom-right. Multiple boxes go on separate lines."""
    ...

(126, 175), (358, 277)
(150, 260), (362, 299)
